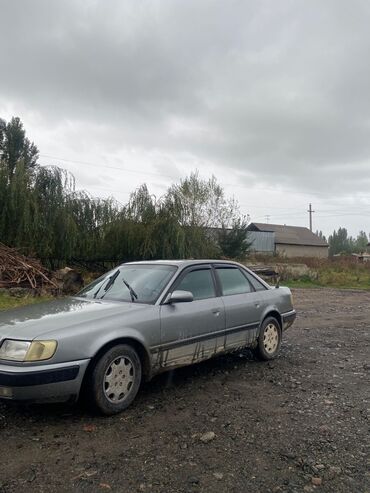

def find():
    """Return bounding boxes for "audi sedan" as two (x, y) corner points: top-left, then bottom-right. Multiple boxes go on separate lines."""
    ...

(0, 260), (296, 415)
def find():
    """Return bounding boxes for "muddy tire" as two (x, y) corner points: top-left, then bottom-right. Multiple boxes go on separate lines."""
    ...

(254, 317), (282, 361)
(88, 344), (142, 415)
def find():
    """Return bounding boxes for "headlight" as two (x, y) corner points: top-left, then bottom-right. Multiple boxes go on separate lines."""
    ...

(0, 339), (57, 362)
(0, 340), (30, 361)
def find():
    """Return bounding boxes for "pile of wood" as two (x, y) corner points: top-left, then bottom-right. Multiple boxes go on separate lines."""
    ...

(248, 265), (279, 277)
(0, 243), (57, 290)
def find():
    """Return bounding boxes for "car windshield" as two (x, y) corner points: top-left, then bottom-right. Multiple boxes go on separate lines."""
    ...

(77, 264), (177, 304)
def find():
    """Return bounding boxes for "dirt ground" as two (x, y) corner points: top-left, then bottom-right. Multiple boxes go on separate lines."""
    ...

(0, 288), (369, 493)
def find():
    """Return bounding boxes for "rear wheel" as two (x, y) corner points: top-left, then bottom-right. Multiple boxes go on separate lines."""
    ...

(254, 317), (282, 360)
(88, 344), (142, 415)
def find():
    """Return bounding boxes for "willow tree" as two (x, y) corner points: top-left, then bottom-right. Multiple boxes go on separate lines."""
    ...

(164, 171), (247, 258)
(0, 117), (39, 178)
(0, 116), (251, 265)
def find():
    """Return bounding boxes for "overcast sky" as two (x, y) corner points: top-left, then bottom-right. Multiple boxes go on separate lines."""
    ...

(1, 0), (370, 236)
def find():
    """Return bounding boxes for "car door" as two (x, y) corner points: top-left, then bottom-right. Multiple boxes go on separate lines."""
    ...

(214, 265), (264, 350)
(158, 266), (226, 369)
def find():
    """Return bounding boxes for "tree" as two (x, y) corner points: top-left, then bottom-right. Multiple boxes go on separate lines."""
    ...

(0, 116), (251, 264)
(354, 231), (368, 253)
(315, 230), (327, 243)
(165, 171), (238, 228)
(163, 171), (244, 258)
(0, 116), (39, 178)
(218, 216), (252, 259)
(126, 184), (156, 224)
(328, 227), (357, 256)
(328, 228), (369, 256)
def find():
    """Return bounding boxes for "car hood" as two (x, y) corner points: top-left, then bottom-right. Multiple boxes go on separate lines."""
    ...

(0, 297), (149, 340)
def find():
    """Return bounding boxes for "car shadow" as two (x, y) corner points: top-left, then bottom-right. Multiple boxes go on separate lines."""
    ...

(0, 348), (266, 420)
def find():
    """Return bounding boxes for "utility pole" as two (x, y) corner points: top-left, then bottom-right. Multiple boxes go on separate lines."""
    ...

(264, 215), (270, 224)
(307, 203), (315, 231)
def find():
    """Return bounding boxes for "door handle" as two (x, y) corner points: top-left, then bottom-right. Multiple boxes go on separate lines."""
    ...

(212, 309), (220, 317)
(255, 303), (260, 308)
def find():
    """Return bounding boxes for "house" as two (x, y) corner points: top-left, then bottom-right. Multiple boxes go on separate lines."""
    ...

(247, 222), (329, 258)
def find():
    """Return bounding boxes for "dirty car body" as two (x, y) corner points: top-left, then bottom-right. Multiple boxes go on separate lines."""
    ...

(0, 260), (296, 413)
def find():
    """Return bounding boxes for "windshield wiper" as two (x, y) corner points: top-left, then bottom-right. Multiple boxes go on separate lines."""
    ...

(92, 269), (138, 302)
(122, 277), (138, 302)
(94, 269), (120, 299)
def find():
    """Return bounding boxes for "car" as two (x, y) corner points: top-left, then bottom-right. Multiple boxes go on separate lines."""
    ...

(0, 260), (296, 415)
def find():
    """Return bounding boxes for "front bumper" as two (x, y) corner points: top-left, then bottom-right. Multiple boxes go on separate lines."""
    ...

(282, 310), (296, 330)
(0, 359), (90, 403)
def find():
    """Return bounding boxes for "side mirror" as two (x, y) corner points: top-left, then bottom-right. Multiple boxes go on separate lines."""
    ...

(168, 290), (194, 303)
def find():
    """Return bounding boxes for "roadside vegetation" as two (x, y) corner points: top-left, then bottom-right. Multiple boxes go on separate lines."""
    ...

(274, 256), (370, 291)
(0, 117), (250, 270)
(285, 276), (370, 290)
(316, 228), (369, 256)
(0, 292), (52, 311)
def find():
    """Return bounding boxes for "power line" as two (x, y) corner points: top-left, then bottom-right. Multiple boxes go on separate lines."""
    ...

(319, 212), (370, 217)
(38, 152), (370, 229)
(39, 153), (370, 199)
(39, 154), (174, 179)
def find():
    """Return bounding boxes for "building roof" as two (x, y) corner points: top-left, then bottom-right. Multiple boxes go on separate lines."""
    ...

(247, 223), (328, 247)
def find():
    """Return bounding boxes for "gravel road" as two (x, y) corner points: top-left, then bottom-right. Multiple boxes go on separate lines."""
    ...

(0, 288), (369, 493)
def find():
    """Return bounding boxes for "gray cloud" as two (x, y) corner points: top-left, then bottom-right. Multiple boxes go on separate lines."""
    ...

(1, 0), (370, 234)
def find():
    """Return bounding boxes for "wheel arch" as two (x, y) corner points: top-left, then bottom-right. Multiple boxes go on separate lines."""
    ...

(260, 309), (282, 332)
(83, 336), (152, 388)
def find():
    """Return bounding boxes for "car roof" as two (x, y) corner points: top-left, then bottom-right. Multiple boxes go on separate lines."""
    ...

(125, 259), (243, 267)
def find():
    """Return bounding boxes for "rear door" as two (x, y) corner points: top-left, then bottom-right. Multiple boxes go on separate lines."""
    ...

(214, 265), (263, 350)
(157, 266), (225, 369)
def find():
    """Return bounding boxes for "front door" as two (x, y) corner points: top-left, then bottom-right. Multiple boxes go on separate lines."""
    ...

(157, 266), (225, 369)
(214, 265), (263, 349)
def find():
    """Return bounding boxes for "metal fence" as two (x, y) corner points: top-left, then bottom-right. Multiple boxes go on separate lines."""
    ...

(248, 231), (275, 253)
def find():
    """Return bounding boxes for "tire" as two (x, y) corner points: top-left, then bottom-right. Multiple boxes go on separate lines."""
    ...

(88, 344), (142, 415)
(254, 316), (282, 361)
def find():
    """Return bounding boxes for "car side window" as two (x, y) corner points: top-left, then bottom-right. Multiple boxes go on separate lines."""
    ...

(175, 269), (216, 300)
(216, 267), (252, 296)
(244, 272), (267, 291)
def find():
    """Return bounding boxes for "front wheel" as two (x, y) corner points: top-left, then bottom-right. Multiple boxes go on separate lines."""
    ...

(88, 344), (142, 415)
(254, 317), (282, 360)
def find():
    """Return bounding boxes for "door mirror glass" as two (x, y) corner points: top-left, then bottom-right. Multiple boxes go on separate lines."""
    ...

(169, 290), (194, 303)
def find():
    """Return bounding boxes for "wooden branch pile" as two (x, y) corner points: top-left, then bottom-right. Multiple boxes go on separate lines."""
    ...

(0, 243), (57, 290)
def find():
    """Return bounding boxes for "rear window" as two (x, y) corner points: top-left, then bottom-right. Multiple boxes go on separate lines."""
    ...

(245, 272), (267, 291)
(216, 267), (252, 296)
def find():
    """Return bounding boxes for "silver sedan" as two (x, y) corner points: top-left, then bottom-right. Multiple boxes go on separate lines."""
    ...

(0, 260), (296, 415)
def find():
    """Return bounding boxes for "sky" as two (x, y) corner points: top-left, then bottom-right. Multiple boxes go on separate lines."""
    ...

(1, 0), (370, 237)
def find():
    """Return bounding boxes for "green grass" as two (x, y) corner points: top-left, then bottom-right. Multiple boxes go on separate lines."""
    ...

(285, 272), (370, 291)
(0, 293), (53, 311)
(284, 279), (322, 289)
